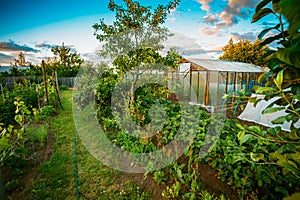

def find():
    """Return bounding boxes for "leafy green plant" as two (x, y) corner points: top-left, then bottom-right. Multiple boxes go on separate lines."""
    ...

(200, 118), (300, 199)
(26, 125), (48, 145)
(33, 105), (56, 122)
(0, 80), (39, 126)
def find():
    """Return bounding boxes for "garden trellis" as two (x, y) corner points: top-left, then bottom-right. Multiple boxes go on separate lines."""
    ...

(167, 58), (266, 106)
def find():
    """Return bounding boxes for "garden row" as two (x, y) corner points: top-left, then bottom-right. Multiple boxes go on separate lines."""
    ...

(91, 67), (300, 200)
(0, 79), (58, 169)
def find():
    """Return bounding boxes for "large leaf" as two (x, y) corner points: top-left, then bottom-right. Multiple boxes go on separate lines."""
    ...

(260, 32), (286, 46)
(250, 152), (265, 162)
(255, 86), (276, 93)
(274, 46), (300, 68)
(252, 8), (274, 23)
(262, 106), (286, 114)
(258, 24), (280, 40)
(279, 0), (300, 36)
(271, 115), (288, 124)
(239, 134), (254, 145)
(255, 0), (272, 12)
(274, 70), (284, 89)
(272, 0), (281, 13)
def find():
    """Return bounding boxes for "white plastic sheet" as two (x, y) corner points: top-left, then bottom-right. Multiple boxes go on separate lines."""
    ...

(238, 94), (300, 132)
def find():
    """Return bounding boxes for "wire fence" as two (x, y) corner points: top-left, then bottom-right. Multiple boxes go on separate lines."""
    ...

(0, 76), (76, 88)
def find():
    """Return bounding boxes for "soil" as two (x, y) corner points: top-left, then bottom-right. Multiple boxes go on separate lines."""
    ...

(135, 163), (238, 200)
(3, 134), (239, 200)
(2, 131), (56, 200)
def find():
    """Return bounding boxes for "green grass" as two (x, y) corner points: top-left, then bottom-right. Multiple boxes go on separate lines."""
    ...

(27, 90), (150, 200)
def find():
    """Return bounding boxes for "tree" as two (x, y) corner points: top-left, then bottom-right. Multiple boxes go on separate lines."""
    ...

(93, 0), (180, 104)
(11, 52), (28, 66)
(50, 43), (84, 77)
(219, 38), (269, 67)
(163, 47), (183, 69)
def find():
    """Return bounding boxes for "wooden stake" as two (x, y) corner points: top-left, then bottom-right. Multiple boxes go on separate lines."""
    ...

(41, 60), (49, 105)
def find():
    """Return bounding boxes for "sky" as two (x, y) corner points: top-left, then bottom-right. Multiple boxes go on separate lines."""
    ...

(0, 0), (277, 66)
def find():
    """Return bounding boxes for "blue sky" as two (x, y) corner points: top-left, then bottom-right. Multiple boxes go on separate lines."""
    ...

(0, 0), (276, 65)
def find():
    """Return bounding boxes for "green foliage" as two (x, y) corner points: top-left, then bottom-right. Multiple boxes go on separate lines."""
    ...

(212, 4), (300, 199)
(93, 0), (180, 41)
(163, 47), (183, 69)
(201, 119), (300, 199)
(26, 125), (48, 145)
(33, 105), (56, 122)
(0, 80), (39, 126)
(50, 43), (84, 77)
(58, 85), (69, 90)
(219, 38), (269, 67)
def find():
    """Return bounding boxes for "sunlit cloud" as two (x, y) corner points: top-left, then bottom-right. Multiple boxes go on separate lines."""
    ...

(35, 42), (57, 49)
(199, 25), (222, 36)
(203, 14), (218, 24)
(199, 0), (260, 36)
(197, 0), (213, 12)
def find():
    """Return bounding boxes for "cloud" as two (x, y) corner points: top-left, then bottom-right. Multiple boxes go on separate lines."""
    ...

(167, 17), (176, 22)
(203, 14), (218, 24)
(181, 48), (207, 56)
(0, 40), (39, 53)
(219, 10), (238, 26)
(0, 52), (14, 65)
(35, 42), (57, 49)
(230, 32), (257, 41)
(197, 0), (213, 12)
(199, 25), (222, 36)
(199, 0), (260, 35)
(228, 0), (259, 8)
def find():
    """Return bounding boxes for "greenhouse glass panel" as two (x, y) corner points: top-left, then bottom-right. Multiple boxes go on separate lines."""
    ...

(218, 72), (227, 105)
(197, 71), (206, 104)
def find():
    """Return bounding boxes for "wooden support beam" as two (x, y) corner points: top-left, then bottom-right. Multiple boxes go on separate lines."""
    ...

(205, 71), (210, 106)
(225, 72), (229, 94)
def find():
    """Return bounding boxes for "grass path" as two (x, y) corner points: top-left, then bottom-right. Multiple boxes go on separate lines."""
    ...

(23, 90), (151, 200)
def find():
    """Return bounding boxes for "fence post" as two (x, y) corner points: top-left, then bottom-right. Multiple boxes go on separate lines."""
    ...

(41, 60), (49, 105)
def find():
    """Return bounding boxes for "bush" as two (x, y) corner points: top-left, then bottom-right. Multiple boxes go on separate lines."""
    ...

(58, 85), (69, 90)
(0, 81), (39, 126)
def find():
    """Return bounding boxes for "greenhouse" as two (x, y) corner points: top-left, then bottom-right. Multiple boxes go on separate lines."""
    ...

(167, 58), (266, 106)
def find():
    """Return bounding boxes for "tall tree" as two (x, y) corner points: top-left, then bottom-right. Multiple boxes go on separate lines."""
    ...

(11, 52), (27, 66)
(93, 0), (180, 103)
(219, 38), (269, 67)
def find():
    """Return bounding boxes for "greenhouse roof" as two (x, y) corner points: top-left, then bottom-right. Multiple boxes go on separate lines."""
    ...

(185, 59), (265, 72)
